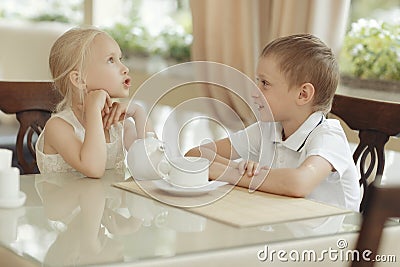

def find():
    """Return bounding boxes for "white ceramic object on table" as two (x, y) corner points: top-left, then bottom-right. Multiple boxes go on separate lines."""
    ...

(0, 149), (26, 208)
(152, 180), (228, 197)
(158, 157), (210, 188)
(127, 132), (211, 188)
(127, 132), (168, 180)
(0, 148), (12, 170)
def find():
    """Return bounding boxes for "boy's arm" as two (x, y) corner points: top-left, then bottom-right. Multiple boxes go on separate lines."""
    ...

(185, 137), (241, 166)
(210, 155), (332, 198)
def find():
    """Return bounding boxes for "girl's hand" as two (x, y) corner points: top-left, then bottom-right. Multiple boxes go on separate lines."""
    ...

(85, 89), (112, 115)
(237, 160), (269, 177)
(103, 102), (145, 130)
(103, 101), (128, 129)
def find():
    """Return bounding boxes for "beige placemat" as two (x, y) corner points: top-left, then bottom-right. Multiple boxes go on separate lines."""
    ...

(114, 180), (351, 228)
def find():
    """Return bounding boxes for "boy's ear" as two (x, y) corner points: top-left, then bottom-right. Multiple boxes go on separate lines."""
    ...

(296, 82), (315, 106)
(69, 71), (85, 88)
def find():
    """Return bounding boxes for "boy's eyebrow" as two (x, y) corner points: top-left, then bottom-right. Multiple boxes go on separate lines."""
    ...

(256, 74), (268, 79)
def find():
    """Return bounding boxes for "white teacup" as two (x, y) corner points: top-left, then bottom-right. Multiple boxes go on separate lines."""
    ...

(159, 157), (209, 187)
(0, 148), (12, 170)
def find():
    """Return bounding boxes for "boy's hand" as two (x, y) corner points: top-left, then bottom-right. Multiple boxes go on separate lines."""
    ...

(237, 160), (269, 177)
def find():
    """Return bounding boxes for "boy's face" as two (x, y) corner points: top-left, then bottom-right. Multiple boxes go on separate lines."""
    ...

(253, 55), (298, 122)
(85, 33), (131, 98)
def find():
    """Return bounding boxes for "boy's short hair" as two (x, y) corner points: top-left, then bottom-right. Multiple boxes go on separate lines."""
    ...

(260, 34), (339, 114)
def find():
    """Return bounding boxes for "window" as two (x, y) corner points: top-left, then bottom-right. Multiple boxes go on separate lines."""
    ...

(0, 0), (192, 63)
(347, 0), (400, 25)
(99, 0), (192, 63)
(0, 0), (83, 24)
(340, 0), (400, 81)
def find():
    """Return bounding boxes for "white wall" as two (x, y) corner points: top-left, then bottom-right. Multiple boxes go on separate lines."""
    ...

(0, 21), (70, 80)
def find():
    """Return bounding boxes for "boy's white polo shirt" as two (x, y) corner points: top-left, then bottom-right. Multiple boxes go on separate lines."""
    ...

(230, 111), (361, 212)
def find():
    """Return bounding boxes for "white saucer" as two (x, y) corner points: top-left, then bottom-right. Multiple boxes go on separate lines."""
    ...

(134, 176), (161, 181)
(0, 191), (26, 209)
(152, 180), (228, 197)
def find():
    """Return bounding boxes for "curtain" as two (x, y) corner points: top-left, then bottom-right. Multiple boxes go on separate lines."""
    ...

(190, 0), (350, 128)
(190, 0), (262, 128)
(265, 0), (350, 55)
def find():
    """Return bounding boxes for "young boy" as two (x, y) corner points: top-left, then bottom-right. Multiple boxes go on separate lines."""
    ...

(186, 34), (361, 212)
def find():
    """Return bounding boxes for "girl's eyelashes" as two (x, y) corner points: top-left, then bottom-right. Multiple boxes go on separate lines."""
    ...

(107, 56), (115, 63)
(107, 56), (124, 63)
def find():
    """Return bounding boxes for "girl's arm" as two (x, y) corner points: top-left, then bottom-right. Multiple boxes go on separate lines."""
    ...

(210, 155), (333, 198)
(123, 102), (153, 149)
(44, 90), (111, 178)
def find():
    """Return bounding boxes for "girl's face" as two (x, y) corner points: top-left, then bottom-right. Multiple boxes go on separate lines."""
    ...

(84, 33), (131, 98)
(253, 55), (298, 122)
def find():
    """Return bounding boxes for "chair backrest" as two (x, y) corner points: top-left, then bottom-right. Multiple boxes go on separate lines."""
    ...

(351, 181), (400, 267)
(0, 81), (62, 174)
(330, 94), (400, 212)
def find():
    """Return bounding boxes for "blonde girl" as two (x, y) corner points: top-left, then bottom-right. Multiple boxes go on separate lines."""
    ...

(36, 26), (147, 177)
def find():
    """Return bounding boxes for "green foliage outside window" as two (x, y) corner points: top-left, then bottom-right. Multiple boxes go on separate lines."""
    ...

(104, 21), (192, 62)
(30, 14), (70, 23)
(0, 0), (192, 62)
(104, 0), (192, 62)
(340, 19), (400, 81)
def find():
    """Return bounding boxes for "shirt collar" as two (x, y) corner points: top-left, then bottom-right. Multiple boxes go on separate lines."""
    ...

(272, 111), (325, 152)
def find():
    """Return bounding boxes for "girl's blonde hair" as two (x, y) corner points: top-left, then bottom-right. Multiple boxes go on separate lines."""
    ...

(260, 34), (339, 114)
(49, 26), (105, 112)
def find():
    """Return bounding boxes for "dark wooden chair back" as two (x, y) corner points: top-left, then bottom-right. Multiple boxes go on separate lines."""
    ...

(0, 81), (62, 174)
(351, 181), (400, 267)
(330, 94), (400, 212)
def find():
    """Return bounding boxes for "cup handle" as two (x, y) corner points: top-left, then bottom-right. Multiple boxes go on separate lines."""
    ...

(157, 159), (170, 178)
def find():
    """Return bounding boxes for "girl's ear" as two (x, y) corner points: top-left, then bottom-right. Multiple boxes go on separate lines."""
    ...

(69, 70), (85, 89)
(296, 82), (315, 106)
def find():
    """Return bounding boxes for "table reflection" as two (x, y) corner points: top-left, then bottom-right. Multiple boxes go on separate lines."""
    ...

(0, 170), (380, 266)
(259, 214), (349, 241)
(0, 207), (25, 245)
(35, 171), (142, 266)
(126, 193), (207, 232)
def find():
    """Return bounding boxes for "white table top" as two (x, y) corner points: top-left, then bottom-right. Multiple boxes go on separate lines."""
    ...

(3, 169), (398, 267)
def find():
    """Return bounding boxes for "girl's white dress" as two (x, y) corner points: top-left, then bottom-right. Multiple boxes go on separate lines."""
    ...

(35, 108), (125, 174)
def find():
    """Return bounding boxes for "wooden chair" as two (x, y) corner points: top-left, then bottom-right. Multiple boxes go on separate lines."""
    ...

(351, 181), (400, 267)
(330, 94), (400, 212)
(0, 81), (62, 174)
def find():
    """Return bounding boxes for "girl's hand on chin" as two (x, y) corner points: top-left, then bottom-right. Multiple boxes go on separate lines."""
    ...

(85, 89), (112, 115)
(102, 101), (129, 129)
(102, 102), (146, 130)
